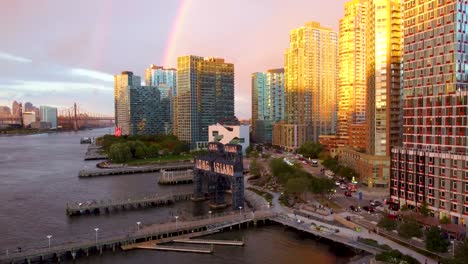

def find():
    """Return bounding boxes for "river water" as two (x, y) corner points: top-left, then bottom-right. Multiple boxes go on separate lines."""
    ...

(0, 128), (353, 263)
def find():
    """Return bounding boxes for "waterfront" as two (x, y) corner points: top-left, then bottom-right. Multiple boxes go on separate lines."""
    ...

(0, 129), (352, 263)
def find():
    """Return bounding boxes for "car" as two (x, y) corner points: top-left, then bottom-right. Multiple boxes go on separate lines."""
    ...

(362, 206), (375, 212)
(335, 181), (341, 186)
(349, 205), (360, 212)
(340, 184), (347, 190)
(370, 200), (382, 207)
(344, 191), (352, 197)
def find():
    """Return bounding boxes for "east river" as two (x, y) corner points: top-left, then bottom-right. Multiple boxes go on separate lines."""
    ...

(0, 129), (353, 263)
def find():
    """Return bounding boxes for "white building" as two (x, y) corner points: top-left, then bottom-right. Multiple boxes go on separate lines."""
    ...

(208, 123), (250, 154)
(40, 106), (58, 129)
(23, 111), (36, 127)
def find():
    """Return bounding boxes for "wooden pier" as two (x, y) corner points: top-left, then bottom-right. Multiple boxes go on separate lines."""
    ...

(173, 238), (244, 246)
(0, 211), (275, 263)
(66, 192), (193, 216)
(158, 170), (193, 185)
(136, 244), (213, 254)
(78, 162), (194, 177)
(84, 144), (108, 161)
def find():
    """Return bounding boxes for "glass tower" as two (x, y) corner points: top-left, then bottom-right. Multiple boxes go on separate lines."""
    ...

(251, 68), (285, 143)
(173, 56), (235, 146)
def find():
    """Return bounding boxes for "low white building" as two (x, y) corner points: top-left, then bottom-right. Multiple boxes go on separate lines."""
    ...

(208, 123), (250, 154)
(23, 111), (36, 127)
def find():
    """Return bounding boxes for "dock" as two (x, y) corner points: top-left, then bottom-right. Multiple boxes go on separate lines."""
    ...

(136, 245), (213, 254)
(158, 169), (193, 185)
(173, 238), (244, 246)
(0, 211), (275, 263)
(66, 192), (193, 216)
(78, 162), (194, 177)
(84, 144), (108, 161)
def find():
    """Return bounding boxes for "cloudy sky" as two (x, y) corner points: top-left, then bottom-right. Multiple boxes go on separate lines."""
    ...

(0, 0), (347, 118)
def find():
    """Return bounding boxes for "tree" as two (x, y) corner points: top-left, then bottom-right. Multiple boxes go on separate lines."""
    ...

(245, 145), (253, 157)
(378, 217), (398, 231)
(452, 238), (468, 264)
(398, 221), (423, 239)
(425, 226), (449, 253)
(286, 177), (310, 195)
(337, 166), (359, 181)
(147, 144), (159, 158)
(440, 216), (451, 225)
(297, 141), (323, 159)
(108, 143), (132, 163)
(322, 156), (339, 172)
(309, 177), (335, 196)
(419, 201), (430, 217)
(249, 158), (262, 177)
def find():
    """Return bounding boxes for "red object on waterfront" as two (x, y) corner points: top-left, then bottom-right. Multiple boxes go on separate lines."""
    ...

(115, 127), (121, 137)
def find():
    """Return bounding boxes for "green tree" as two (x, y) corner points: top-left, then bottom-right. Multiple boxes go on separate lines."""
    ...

(322, 156), (339, 172)
(286, 177), (310, 195)
(440, 216), (451, 224)
(425, 226), (449, 253)
(297, 141), (323, 159)
(337, 166), (359, 181)
(108, 143), (132, 163)
(249, 158), (262, 177)
(419, 201), (430, 217)
(147, 144), (159, 158)
(398, 221), (423, 239)
(134, 144), (148, 159)
(309, 177), (335, 196)
(453, 238), (468, 264)
(378, 217), (398, 231)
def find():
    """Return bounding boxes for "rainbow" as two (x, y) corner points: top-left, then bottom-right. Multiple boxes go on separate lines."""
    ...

(162, 0), (192, 67)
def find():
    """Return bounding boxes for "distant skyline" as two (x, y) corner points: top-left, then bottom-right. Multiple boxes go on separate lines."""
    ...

(0, 0), (347, 118)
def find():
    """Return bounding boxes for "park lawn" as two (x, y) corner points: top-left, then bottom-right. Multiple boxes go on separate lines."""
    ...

(316, 196), (342, 210)
(126, 154), (193, 165)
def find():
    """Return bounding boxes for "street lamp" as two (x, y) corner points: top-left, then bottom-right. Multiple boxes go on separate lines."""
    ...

(136, 221), (141, 231)
(208, 211), (212, 221)
(451, 240), (455, 257)
(94, 228), (99, 245)
(175, 216), (179, 229)
(46, 235), (52, 249)
(239, 206), (243, 218)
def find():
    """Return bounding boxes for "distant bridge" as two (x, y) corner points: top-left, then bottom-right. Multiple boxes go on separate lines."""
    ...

(0, 102), (114, 130)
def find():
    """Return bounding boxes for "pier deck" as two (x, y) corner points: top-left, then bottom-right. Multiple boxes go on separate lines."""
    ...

(78, 162), (194, 177)
(158, 170), (193, 185)
(172, 238), (244, 246)
(66, 192), (193, 216)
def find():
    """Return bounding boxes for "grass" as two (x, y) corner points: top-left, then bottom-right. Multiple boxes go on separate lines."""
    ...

(316, 196), (342, 210)
(357, 237), (392, 251)
(247, 187), (273, 204)
(126, 154), (193, 165)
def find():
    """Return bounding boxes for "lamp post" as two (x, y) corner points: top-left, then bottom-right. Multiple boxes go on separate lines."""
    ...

(175, 216), (179, 229)
(136, 221), (141, 231)
(208, 210), (212, 222)
(94, 228), (99, 245)
(46, 235), (52, 249)
(239, 206), (243, 218)
(451, 240), (455, 257)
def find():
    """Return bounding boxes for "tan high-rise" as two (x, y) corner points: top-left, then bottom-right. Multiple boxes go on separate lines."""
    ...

(274, 22), (338, 150)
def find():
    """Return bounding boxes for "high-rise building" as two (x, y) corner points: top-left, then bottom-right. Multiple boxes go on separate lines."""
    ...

(366, 0), (403, 156)
(40, 106), (58, 129)
(251, 68), (285, 143)
(12, 101), (21, 117)
(22, 112), (36, 127)
(128, 85), (162, 135)
(145, 64), (177, 134)
(0, 106), (11, 117)
(273, 22), (338, 150)
(114, 71), (140, 135)
(338, 0), (368, 145)
(391, 1), (468, 225)
(173, 56), (235, 147)
(337, 0), (402, 188)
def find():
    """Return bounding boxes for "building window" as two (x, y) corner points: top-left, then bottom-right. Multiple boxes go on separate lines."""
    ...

(429, 188), (433, 195)
(441, 201), (445, 207)
(465, 183), (468, 192)
(418, 195), (423, 201)
(441, 180), (445, 188)
(453, 182), (457, 190)
(212, 131), (219, 136)
(452, 204), (457, 211)
(429, 178), (433, 185)
(441, 192), (445, 198)
(429, 157), (434, 163)
(239, 138), (245, 143)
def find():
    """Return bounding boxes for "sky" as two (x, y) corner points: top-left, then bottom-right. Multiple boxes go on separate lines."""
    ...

(0, 0), (347, 118)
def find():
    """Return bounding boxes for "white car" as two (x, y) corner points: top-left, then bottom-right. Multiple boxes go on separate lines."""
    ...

(335, 181), (341, 186)
(340, 184), (347, 190)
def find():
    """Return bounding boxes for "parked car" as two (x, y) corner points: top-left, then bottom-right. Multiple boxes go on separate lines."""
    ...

(335, 181), (341, 186)
(349, 205), (360, 212)
(340, 184), (347, 190)
(370, 200), (382, 207)
(362, 206), (375, 212)
(344, 191), (352, 197)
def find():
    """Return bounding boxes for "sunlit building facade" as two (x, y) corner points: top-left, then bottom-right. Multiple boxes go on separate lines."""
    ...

(174, 56), (235, 147)
(40, 106), (57, 129)
(338, 0), (368, 143)
(115, 71), (140, 135)
(251, 68), (285, 143)
(273, 22), (338, 150)
(391, 0), (468, 226)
